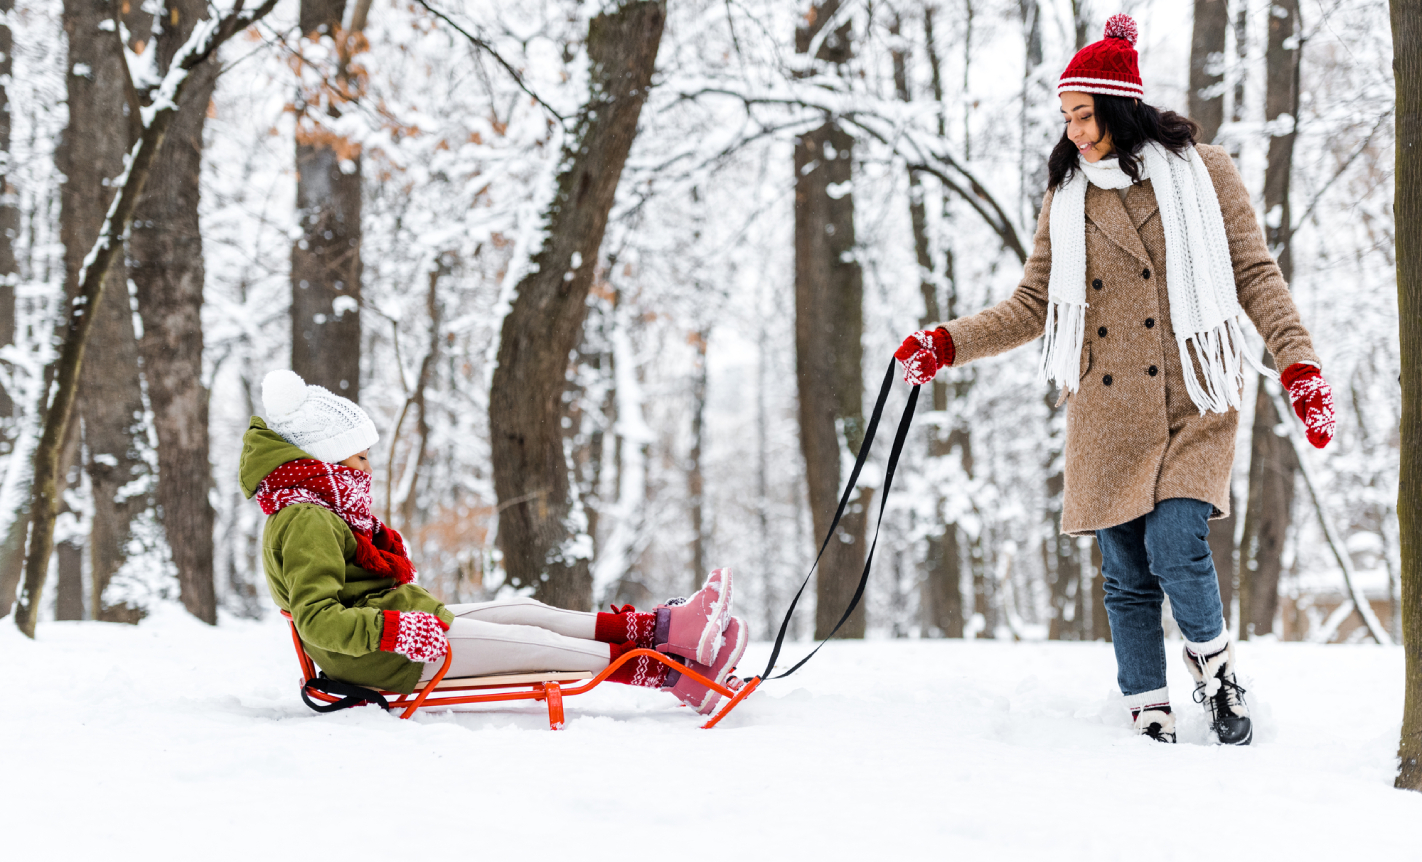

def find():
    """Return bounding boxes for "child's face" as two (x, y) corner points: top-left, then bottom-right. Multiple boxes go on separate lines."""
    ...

(339, 449), (373, 475)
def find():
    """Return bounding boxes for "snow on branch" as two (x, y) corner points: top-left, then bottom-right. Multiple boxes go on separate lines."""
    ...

(666, 78), (1029, 263)
(411, 0), (568, 124)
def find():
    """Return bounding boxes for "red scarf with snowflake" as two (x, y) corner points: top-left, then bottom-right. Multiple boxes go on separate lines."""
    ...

(254, 459), (417, 585)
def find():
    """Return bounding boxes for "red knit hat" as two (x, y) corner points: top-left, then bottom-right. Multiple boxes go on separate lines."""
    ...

(1058, 14), (1143, 99)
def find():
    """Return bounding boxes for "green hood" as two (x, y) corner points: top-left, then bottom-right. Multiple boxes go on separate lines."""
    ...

(238, 416), (313, 498)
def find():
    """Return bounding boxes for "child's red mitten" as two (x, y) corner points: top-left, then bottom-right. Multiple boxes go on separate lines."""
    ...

(379, 610), (450, 663)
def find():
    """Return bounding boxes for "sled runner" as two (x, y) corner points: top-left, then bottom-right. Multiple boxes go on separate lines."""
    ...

(281, 611), (761, 729)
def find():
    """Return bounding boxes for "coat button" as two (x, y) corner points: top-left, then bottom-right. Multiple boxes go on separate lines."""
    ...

(1145, 318), (1155, 328)
(1148, 365), (1159, 376)
(1142, 267), (1151, 279)
(1092, 278), (1103, 290)
(1098, 326), (1108, 337)
(1103, 374), (1113, 386)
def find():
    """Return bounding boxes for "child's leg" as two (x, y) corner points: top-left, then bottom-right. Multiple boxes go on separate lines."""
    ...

(417, 617), (610, 682)
(445, 597), (657, 648)
(444, 597), (598, 638)
(416, 616), (671, 690)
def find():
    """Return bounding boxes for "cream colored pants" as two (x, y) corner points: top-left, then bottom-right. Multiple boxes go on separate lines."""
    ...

(416, 597), (612, 682)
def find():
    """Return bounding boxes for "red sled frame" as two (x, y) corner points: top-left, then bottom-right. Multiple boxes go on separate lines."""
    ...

(281, 611), (760, 729)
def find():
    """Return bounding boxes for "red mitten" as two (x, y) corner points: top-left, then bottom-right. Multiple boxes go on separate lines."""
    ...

(379, 610), (450, 663)
(1280, 362), (1335, 449)
(894, 327), (954, 385)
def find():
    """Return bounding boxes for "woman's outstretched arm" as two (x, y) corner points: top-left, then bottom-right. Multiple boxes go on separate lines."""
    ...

(940, 188), (1057, 367)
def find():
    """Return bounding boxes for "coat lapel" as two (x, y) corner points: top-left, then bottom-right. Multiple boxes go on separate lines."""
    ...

(1085, 183), (1152, 266)
(1126, 179), (1160, 230)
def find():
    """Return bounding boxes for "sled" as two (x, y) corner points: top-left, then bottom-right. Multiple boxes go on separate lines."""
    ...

(280, 611), (760, 729)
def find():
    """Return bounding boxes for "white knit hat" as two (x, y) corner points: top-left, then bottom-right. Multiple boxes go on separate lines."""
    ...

(261, 369), (379, 463)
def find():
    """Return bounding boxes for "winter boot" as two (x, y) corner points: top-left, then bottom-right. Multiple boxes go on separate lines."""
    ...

(1123, 687), (1176, 743)
(654, 567), (733, 665)
(1184, 636), (1252, 746)
(661, 616), (748, 715)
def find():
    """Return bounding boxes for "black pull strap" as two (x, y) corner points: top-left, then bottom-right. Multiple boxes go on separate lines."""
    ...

(760, 359), (918, 680)
(300, 674), (392, 713)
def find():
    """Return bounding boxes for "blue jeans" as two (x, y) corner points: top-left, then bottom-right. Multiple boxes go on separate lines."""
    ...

(1096, 498), (1226, 696)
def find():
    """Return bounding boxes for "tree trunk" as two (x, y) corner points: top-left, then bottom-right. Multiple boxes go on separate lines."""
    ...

(0, 0), (18, 617)
(1090, 539), (1110, 641)
(58, 0), (149, 624)
(1071, 0), (1092, 51)
(11, 0), (280, 636)
(1392, 0), (1422, 792)
(54, 538), (84, 621)
(489, 0), (666, 611)
(687, 329), (708, 590)
(291, 0), (363, 399)
(795, 1), (868, 639)
(568, 282), (613, 562)
(894, 11), (962, 638)
(755, 300), (778, 637)
(971, 536), (994, 637)
(1239, 0), (1301, 640)
(1189, 0), (1229, 143)
(1230, 0), (1249, 157)
(1045, 454), (1080, 640)
(1019, 0), (1042, 219)
(1209, 490), (1237, 629)
(396, 262), (443, 530)
(0, 0), (16, 419)
(1241, 382), (1295, 638)
(128, 0), (218, 624)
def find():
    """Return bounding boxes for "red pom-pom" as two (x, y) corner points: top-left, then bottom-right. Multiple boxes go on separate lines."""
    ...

(1104, 13), (1138, 46)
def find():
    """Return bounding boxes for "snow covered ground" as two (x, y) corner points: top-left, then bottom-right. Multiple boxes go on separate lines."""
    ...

(2, 609), (1418, 861)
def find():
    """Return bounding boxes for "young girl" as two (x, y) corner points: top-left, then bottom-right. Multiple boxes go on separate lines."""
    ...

(240, 369), (747, 716)
(894, 15), (1334, 744)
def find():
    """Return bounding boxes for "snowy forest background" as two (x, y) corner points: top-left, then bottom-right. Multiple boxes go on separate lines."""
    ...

(0, 0), (1400, 647)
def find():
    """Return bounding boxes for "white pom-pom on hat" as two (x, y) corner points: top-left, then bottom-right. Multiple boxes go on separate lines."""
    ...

(1103, 13), (1138, 46)
(262, 369), (309, 418)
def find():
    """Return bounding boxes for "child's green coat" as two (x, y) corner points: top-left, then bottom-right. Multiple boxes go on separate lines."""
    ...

(239, 416), (453, 694)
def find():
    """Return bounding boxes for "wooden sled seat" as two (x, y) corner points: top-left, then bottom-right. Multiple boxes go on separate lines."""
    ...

(426, 670), (593, 690)
(279, 611), (758, 729)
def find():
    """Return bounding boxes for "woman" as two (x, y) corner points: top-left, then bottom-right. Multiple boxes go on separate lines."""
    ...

(240, 369), (747, 716)
(895, 15), (1334, 745)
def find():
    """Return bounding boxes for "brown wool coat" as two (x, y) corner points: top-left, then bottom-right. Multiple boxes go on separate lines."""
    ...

(943, 144), (1319, 536)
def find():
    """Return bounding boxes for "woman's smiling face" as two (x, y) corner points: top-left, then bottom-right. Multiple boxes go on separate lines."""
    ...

(1060, 92), (1113, 163)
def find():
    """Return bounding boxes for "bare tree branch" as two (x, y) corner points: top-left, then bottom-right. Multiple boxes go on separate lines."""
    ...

(412, 0), (567, 124)
(669, 82), (1030, 261)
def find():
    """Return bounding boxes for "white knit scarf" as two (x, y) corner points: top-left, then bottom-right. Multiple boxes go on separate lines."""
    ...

(1040, 142), (1272, 414)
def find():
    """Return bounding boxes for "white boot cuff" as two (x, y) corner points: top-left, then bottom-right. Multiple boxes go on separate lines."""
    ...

(1184, 629), (1230, 657)
(1122, 686), (1171, 711)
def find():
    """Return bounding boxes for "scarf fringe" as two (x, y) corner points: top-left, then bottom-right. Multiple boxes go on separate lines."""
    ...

(1039, 299), (1087, 393)
(1177, 316), (1276, 415)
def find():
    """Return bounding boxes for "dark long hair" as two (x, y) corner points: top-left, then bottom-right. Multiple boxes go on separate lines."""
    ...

(1047, 94), (1201, 190)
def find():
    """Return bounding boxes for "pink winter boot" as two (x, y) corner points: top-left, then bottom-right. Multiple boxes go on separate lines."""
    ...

(654, 567), (733, 666)
(661, 616), (748, 715)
